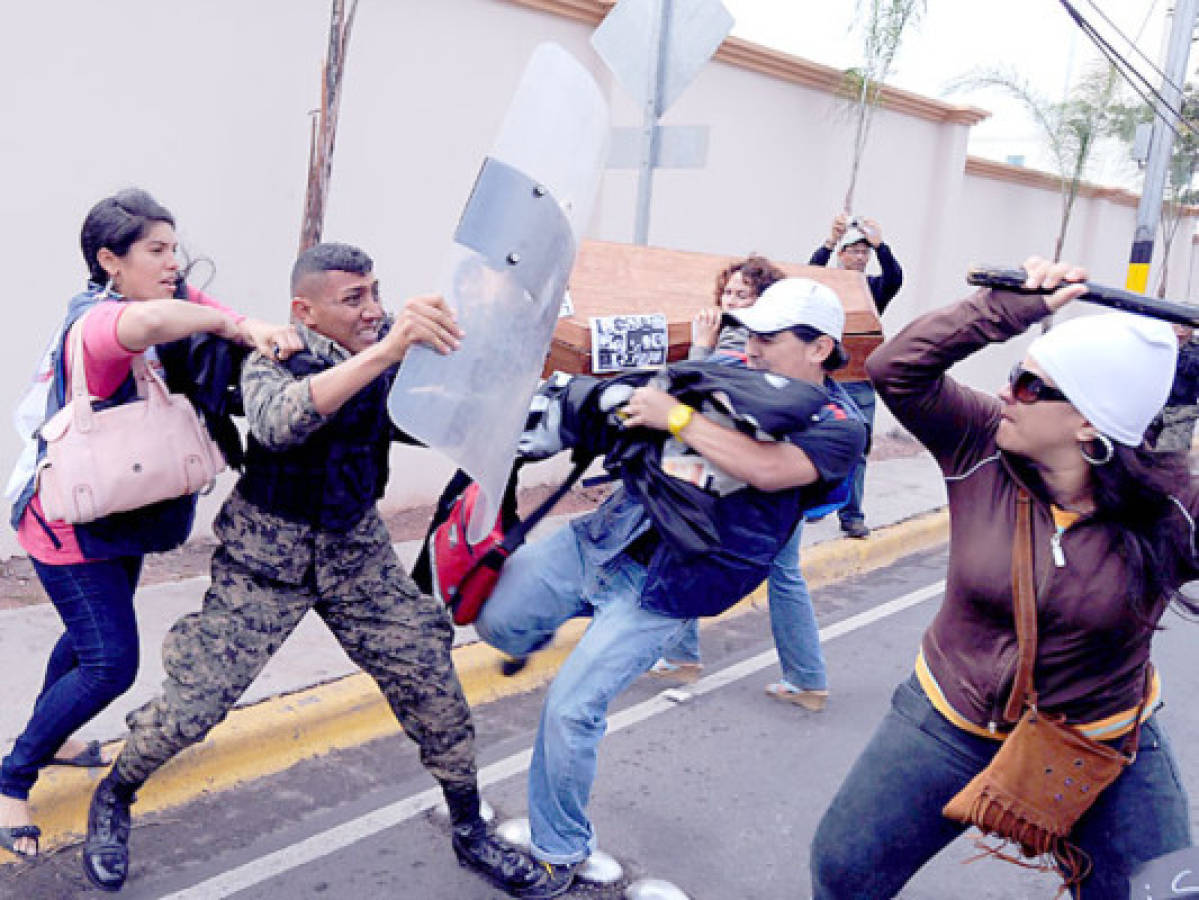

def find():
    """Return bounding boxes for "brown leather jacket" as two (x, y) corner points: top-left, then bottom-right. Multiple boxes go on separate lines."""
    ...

(866, 288), (1199, 730)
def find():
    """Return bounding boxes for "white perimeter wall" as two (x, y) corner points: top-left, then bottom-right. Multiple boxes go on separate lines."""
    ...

(0, 0), (1192, 557)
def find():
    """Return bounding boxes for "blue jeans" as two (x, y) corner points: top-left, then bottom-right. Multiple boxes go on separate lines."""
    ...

(811, 674), (1191, 899)
(657, 524), (827, 690)
(475, 524), (692, 864)
(0, 556), (142, 800)
(837, 380), (875, 527)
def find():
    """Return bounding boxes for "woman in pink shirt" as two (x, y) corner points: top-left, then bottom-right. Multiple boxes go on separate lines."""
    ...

(0, 189), (297, 858)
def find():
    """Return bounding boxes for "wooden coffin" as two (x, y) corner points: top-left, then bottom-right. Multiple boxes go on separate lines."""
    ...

(545, 239), (883, 381)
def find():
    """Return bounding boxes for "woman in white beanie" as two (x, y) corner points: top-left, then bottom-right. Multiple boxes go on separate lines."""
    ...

(810, 257), (1198, 899)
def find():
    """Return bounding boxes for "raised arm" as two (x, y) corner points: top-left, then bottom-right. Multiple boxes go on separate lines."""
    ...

(865, 258), (1087, 468)
(810, 213), (849, 266)
(870, 242), (903, 310)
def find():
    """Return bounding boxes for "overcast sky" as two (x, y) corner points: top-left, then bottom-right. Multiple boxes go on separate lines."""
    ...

(720, 0), (1174, 187)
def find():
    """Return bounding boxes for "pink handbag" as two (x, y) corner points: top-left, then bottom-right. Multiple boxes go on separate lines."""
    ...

(36, 313), (226, 524)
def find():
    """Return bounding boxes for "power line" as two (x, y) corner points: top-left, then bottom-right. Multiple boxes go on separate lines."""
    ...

(1058, 0), (1197, 142)
(1080, 0), (1176, 93)
(1060, 0), (1172, 109)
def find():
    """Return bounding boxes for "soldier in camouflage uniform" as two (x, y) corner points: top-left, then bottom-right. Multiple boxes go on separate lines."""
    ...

(81, 243), (550, 897)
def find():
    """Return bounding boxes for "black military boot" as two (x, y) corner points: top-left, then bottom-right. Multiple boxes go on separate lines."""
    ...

(444, 782), (550, 897)
(81, 772), (138, 892)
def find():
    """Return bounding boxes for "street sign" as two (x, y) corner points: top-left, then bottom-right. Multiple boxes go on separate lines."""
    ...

(591, 0), (734, 116)
(590, 0), (733, 244)
(607, 125), (708, 169)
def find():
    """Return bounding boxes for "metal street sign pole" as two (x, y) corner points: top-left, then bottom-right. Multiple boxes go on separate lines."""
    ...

(592, 0), (732, 246)
(634, 0), (671, 246)
(1125, 0), (1199, 293)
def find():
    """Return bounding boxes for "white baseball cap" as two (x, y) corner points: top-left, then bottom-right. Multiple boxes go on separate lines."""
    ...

(725, 278), (848, 368)
(726, 277), (845, 339)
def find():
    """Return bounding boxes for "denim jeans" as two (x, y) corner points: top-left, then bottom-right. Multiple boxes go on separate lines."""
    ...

(475, 524), (692, 864)
(810, 674), (1191, 899)
(837, 380), (875, 527)
(656, 523), (827, 690)
(0, 556), (142, 800)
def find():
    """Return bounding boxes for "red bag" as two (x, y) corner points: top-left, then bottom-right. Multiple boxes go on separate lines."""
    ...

(429, 483), (510, 626)
(428, 461), (588, 626)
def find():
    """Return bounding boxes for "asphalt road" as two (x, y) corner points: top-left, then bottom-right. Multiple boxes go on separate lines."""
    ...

(7, 546), (1199, 900)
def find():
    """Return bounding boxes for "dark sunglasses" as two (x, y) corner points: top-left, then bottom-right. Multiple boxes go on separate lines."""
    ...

(1008, 364), (1069, 405)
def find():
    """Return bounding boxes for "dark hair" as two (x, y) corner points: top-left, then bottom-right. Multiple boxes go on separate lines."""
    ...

(713, 254), (785, 306)
(790, 324), (848, 371)
(1086, 443), (1199, 623)
(291, 242), (373, 295)
(80, 188), (176, 286)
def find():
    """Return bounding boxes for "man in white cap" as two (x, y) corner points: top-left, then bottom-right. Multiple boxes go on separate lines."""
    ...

(810, 212), (904, 538)
(474, 278), (866, 897)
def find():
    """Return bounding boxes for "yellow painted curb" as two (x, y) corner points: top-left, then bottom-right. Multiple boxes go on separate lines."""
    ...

(11, 508), (948, 857)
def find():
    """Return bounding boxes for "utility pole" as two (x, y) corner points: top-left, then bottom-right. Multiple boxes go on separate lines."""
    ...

(1126, 0), (1199, 293)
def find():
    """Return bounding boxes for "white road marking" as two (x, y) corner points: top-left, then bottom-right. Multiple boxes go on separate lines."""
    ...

(160, 579), (945, 899)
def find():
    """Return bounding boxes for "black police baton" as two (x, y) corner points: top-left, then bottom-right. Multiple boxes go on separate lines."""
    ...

(966, 265), (1199, 328)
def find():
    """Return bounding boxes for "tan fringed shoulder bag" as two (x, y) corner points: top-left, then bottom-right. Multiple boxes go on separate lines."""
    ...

(942, 491), (1152, 892)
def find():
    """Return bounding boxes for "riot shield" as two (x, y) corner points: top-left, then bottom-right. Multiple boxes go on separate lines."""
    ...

(388, 43), (609, 542)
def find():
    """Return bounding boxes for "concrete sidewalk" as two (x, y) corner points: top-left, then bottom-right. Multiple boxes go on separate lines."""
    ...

(0, 452), (948, 853)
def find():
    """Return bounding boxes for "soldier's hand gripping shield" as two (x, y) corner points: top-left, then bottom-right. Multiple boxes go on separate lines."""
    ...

(388, 43), (609, 543)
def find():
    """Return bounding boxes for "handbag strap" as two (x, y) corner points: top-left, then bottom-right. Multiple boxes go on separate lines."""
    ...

(66, 310), (167, 431)
(66, 313), (100, 433)
(1003, 490), (1038, 721)
(1005, 489), (1156, 758)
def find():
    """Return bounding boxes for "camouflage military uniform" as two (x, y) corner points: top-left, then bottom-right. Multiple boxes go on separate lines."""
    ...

(112, 324), (476, 788)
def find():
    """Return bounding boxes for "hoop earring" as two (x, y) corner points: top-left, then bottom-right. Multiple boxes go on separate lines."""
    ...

(1079, 434), (1115, 466)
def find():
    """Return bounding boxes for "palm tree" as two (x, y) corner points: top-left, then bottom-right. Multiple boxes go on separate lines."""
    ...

(947, 62), (1126, 262)
(841, 0), (926, 214)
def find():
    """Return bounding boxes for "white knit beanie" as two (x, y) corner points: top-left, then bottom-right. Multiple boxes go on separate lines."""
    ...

(1027, 312), (1178, 446)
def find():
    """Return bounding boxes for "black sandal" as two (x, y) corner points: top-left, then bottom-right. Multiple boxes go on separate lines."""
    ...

(50, 739), (106, 768)
(0, 824), (41, 859)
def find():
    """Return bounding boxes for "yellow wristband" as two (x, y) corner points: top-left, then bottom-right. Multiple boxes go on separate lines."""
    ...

(667, 403), (694, 439)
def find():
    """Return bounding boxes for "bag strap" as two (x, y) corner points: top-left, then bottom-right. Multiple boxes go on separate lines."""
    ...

(497, 455), (590, 556)
(1003, 490), (1039, 721)
(462, 457), (591, 582)
(66, 313), (98, 433)
(1005, 489), (1156, 758)
(128, 352), (173, 405)
(66, 310), (167, 434)
(67, 313), (93, 400)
